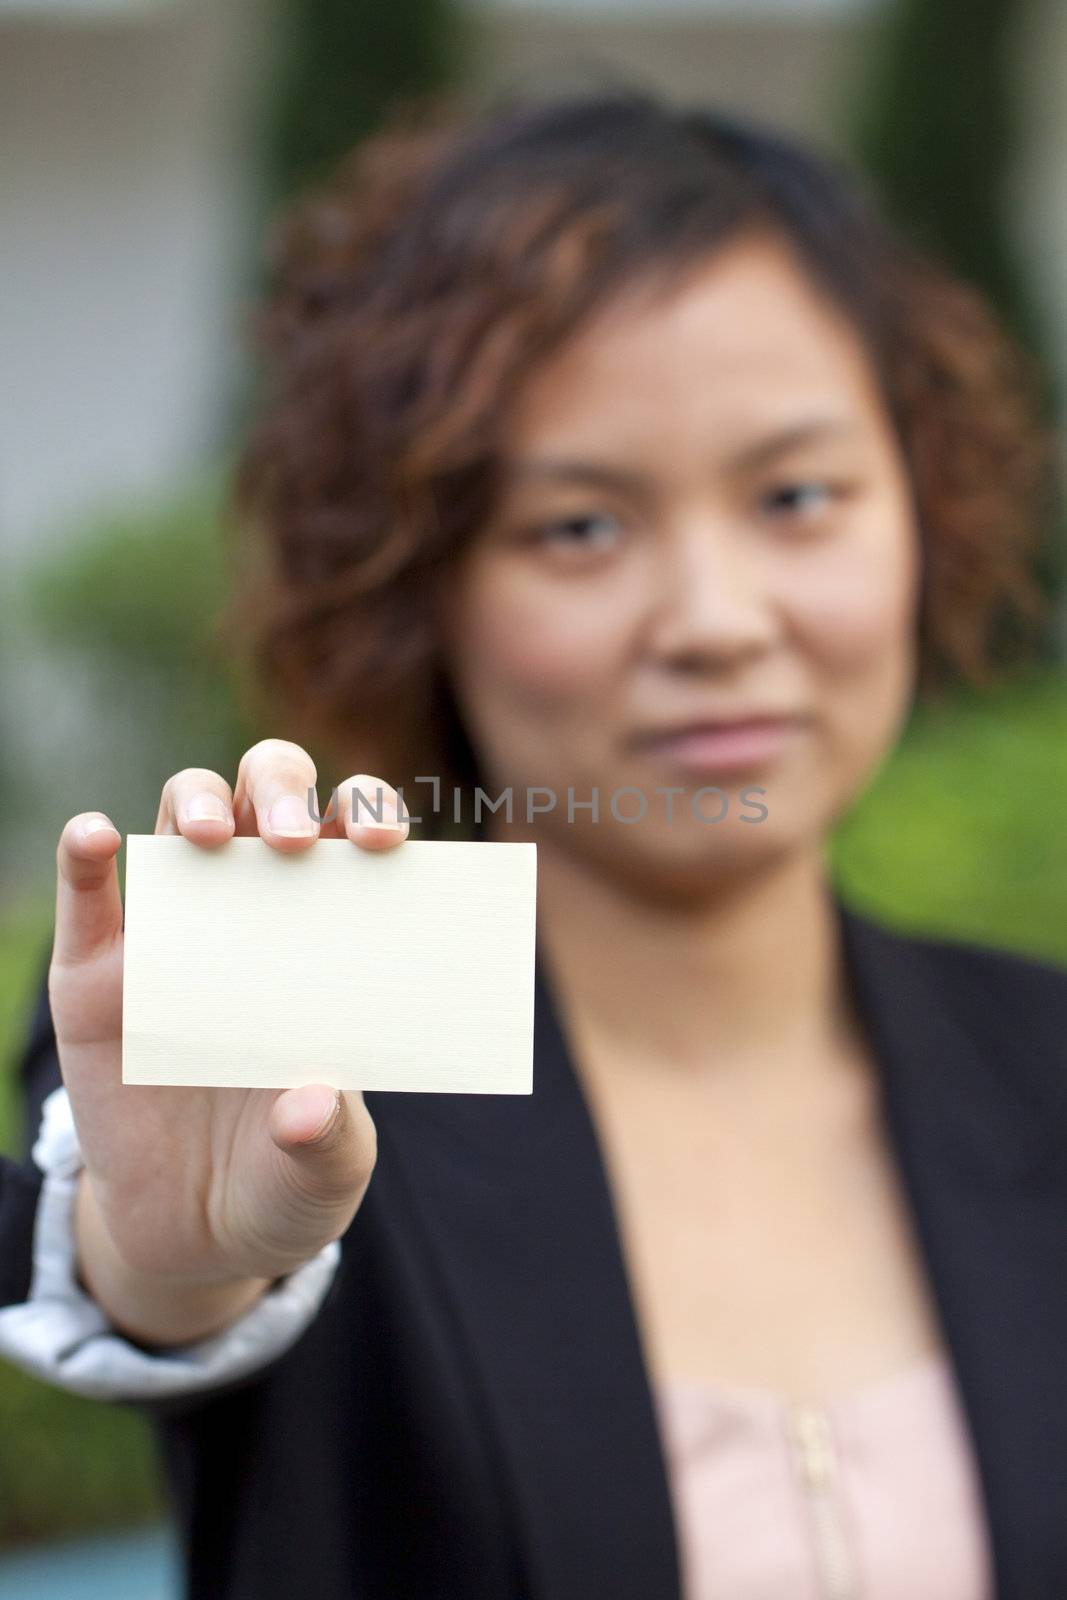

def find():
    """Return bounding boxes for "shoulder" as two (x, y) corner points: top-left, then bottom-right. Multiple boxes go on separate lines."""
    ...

(874, 914), (1067, 1116)
(899, 921), (1067, 1023)
(842, 894), (1067, 1015)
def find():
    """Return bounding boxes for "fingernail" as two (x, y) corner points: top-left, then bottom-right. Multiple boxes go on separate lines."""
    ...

(82, 817), (119, 840)
(312, 1089), (342, 1141)
(187, 793), (230, 824)
(269, 794), (317, 837)
(354, 792), (406, 830)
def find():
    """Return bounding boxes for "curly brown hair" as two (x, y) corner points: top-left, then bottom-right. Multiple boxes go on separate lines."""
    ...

(224, 88), (1057, 816)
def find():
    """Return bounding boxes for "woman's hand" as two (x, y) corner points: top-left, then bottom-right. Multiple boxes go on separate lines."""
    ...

(50, 739), (407, 1347)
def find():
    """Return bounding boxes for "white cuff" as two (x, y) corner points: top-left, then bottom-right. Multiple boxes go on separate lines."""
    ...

(0, 1085), (341, 1401)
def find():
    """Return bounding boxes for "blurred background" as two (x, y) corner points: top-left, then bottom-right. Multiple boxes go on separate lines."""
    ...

(1, 0), (1065, 1592)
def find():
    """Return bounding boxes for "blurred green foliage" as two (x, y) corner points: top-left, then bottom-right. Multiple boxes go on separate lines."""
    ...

(264, 0), (469, 205)
(847, 0), (1046, 373)
(0, 904), (52, 1160)
(843, 0), (1067, 651)
(828, 669), (1067, 968)
(0, 906), (164, 1549)
(23, 475), (256, 773)
(0, 1369), (162, 1550)
(7, 474), (276, 883)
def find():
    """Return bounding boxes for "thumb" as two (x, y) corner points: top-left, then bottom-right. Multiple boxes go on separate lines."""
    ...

(269, 1084), (377, 1204)
(53, 813), (124, 969)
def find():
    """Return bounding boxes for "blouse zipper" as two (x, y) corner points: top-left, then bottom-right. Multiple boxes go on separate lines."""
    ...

(787, 1401), (860, 1600)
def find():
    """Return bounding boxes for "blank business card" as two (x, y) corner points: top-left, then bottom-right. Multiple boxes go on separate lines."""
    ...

(121, 834), (537, 1093)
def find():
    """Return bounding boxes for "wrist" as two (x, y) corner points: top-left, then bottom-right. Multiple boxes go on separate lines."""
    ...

(73, 1171), (273, 1349)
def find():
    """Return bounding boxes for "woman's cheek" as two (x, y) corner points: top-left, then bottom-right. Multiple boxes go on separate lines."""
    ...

(462, 578), (628, 705)
(789, 536), (919, 673)
(789, 540), (920, 797)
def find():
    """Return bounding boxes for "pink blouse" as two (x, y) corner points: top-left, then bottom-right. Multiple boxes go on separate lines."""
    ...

(652, 1353), (995, 1600)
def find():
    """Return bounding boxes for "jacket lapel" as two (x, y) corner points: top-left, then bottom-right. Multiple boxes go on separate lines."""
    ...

(836, 901), (1067, 1600)
(373, 893), (1067, 1600)
(370, 933), (683, 1600)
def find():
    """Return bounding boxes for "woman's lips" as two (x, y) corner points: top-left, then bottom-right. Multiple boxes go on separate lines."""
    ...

(630, 716), (807, 773)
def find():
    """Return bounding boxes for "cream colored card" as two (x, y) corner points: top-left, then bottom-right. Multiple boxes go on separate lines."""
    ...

(121, 834), (537, 1093)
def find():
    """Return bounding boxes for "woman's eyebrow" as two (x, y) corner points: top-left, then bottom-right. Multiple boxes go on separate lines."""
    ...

(729, 417), (862, 472)
(505, 418), (862, 492)
(504, 458), (650, 494)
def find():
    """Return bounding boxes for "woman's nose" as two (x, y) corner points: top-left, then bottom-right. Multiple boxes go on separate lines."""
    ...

(644, 522), (779, 669)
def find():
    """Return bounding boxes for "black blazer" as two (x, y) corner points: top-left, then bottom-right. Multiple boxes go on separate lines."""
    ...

(4, 890), (1067, 1600)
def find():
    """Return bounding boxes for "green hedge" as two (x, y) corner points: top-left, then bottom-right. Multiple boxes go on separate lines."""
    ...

(0, 906), (164, 1550)
(828, 669), (1067, 966)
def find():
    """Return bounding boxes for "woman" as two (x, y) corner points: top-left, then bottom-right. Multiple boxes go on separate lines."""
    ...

(1, 88), (1066, 1600)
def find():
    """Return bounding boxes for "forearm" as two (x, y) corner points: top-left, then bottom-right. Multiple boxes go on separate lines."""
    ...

(73, 1171), (273, 1348)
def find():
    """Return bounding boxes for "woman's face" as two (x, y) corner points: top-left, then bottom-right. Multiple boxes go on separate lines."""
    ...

(439, 228), (921, 895)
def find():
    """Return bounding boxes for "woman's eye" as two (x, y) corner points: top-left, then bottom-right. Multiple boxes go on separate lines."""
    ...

(531, 512), (623, 551)
(760, 481), (838, 519)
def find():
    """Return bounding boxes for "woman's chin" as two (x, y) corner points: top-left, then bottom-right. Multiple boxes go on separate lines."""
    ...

(565, 814), (812, 903)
